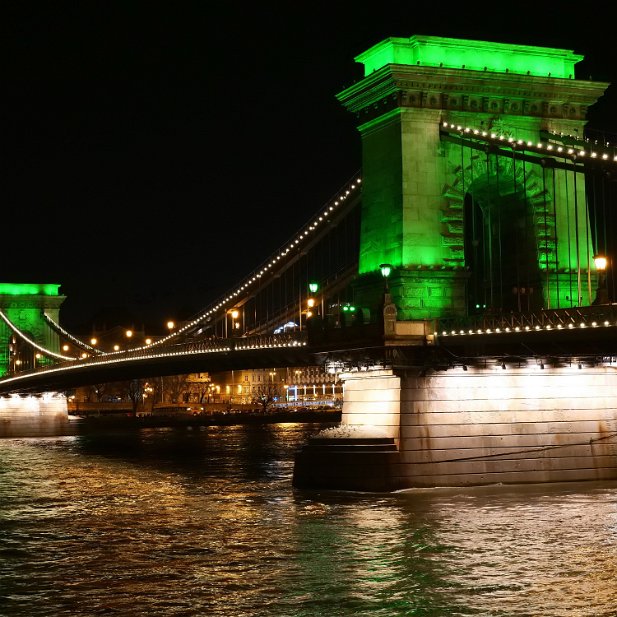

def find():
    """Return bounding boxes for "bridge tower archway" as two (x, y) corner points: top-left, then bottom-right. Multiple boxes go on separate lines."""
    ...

(455, 153), (550, 314)
(337, 35), (609, 321)
(0, 283), (66, 377)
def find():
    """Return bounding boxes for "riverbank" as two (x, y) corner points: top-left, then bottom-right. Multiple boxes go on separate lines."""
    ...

(70, 408), (342, 432)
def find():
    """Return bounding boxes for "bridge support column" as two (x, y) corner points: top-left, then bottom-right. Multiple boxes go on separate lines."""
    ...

(0, 393), (71, 438)
(293, 368), (404, 491)
(293, 363), (617, 491)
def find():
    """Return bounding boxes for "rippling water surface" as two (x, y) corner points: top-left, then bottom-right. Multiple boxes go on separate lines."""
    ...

(1, 422), (616, 616)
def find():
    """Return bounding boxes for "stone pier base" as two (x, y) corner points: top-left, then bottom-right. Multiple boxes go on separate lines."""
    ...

(293, 436), (401, 492)
(0, 393), (71, 438)
(292, 365), (617, 492)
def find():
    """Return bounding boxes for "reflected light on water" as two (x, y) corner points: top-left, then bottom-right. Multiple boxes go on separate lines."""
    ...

(0, 426), (615, 616)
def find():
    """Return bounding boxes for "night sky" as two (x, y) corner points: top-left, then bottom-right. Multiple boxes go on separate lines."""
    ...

(6, 3), (617, 333)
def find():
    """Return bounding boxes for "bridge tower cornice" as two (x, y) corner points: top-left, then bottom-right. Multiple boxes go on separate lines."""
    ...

(338, 64), (609, 128)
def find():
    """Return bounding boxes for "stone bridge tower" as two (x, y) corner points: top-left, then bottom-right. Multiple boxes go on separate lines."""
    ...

(337, 35), (610, 321)
(0, 283), (65, 376)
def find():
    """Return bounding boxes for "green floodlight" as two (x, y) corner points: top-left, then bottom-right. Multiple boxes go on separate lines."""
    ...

(308, 282), (319, 294)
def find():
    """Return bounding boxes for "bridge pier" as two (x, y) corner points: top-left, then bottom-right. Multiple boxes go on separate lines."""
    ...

(293, 364), (617, 491)
(0, 393), (71, 438)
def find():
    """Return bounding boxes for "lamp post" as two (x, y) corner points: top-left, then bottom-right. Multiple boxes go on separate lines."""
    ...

(593, 254), (609, 305)
(230, 309), (239, 336)
(379, 263), (392, 292)
(309, 281), (324, 319)
(379, 263), (396, 336)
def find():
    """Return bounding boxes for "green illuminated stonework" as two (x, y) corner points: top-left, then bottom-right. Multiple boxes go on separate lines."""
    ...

(356, 35), (582, 79)
(0, 284), (65, 377)
(337, 35), (609, 320)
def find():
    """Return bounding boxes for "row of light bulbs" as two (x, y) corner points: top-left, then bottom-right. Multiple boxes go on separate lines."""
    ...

(140, 175), (363, 351)
(0, 311), (75, 362)
(439, 320), (615, 337)
(0, 338), (308, 387)
(442, 122), (617, 163)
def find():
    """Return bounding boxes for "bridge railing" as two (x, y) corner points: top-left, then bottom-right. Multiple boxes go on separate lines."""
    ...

(1, 332), (309, 383)
(436, 304), (617, 334)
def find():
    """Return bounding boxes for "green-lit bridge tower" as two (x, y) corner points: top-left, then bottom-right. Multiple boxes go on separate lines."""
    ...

(0, 283), (66, 376)
(337, 35), (610, 321)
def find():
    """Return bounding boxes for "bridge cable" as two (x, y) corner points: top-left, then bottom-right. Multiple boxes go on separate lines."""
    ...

(541, 163), (550, 308)
(0, 311), (76, 361)
(551, 164), (560, 307)
(496, 149), (504, 310)
(42, 312), (104, 355)
(564, 158), (574, 306)
(583, 169), (593, 302)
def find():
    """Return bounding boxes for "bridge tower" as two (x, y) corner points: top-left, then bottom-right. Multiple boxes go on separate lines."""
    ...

(0, 283), (66, 376)
(294, 36), (616, 492)
(337, 35), (610, 320)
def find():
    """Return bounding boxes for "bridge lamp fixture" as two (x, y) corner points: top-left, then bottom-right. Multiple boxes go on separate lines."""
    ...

(62, 344), (70, 352)
(90, 338), (97, 346)
(594, 254), (607, 271)
(593, 254), (609, 304)
(167, 320), (175, 331)
(125, 329), (133, 338)
(113, 344), (120, 351)
(380, 263), (393, 291)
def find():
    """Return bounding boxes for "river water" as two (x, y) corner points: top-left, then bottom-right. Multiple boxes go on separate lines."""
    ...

(0, 422), (615, 617)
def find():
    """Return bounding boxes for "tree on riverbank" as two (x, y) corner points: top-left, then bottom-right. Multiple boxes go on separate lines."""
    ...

(251, 382), (280, 413)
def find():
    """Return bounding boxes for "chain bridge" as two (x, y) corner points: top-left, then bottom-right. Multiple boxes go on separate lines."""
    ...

(1, 35), (616, 490)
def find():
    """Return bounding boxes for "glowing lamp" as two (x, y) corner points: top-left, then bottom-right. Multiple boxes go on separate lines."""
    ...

(593, 255), (607, 271)
(379, 263), (392, 279)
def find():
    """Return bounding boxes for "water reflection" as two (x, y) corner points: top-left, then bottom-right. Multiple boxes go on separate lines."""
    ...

(0, 425), (615, 616)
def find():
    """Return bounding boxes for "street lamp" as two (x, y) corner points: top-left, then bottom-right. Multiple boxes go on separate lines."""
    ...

(379, 263), (393, 290)
(308, 281), (324, 318)
(380, 263), (396, 335)
(306, 297), (315, 318)
(593, 254), (609, 304)
(230, 309), (239, 335)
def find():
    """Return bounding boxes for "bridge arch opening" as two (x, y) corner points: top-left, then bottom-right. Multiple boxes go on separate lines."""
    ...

(448, 149), (560, 314)
(462, 169), (546, 314)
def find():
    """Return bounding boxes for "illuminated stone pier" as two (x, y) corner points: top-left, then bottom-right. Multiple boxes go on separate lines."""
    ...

(293, 364), (617, 491)
(0, 393), (71, 438)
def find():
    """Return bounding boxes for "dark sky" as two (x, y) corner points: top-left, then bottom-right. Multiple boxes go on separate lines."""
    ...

(6, 2), (617, 333)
